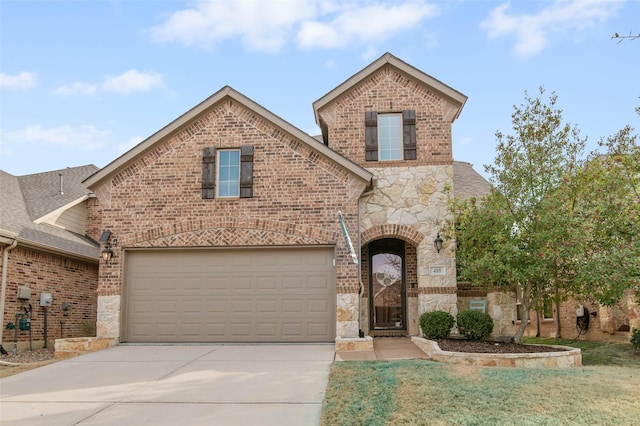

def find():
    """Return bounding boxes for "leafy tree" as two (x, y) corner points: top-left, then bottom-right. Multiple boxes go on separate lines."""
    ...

(450, 88), (640, 343)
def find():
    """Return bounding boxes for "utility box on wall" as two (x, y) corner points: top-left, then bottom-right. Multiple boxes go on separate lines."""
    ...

(40, 292), (52, 307)
(17, 286), (31, 300)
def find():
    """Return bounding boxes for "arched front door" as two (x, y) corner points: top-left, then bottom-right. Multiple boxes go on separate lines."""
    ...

(369, 239), (406, 331)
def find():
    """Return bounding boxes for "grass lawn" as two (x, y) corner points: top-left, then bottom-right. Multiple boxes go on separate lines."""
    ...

(321, 339), (640, 425)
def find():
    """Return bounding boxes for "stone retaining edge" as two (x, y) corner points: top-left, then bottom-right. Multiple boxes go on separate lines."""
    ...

(411, 336), (582, 368)
(54, 337), (117, 359)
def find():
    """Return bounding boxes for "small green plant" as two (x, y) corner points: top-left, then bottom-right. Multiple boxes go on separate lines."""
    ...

(456, 309), (494, 341)
(631, 328), (640, 352)
(419, 310), (455, 339)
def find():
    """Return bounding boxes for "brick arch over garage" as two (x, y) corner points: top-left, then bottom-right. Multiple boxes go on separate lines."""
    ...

(361, 224), (424, 247)
(119, 217), (338, 247)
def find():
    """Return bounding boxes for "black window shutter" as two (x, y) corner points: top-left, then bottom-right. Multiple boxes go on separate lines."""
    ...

(240, 145), (254, 198)
(403, 109), (417, 160)
(202, 147), (216, 199)
(365, 111), (378, 161)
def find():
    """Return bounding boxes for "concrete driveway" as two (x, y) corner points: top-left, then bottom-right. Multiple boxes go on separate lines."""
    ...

(0, 344), (335, 425)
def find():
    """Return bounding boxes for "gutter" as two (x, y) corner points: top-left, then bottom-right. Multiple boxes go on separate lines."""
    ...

(0, 237), (18, 352)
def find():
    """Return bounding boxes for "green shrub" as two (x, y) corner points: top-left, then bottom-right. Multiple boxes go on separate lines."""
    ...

(631, 328), (640, 352)
(456, 310), (494, 341)
(419, 310), (455, 339)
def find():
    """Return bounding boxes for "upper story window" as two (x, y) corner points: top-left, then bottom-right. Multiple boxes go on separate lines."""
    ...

(365, 110), (416, 162)
(378, 114), (403, 161)
(201, 146), (253, 199)
(217, 149), (240, 197)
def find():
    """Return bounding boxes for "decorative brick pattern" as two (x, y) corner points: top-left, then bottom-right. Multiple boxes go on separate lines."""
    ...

(89, 96), (367, 338)
(361, 224), (424, 246)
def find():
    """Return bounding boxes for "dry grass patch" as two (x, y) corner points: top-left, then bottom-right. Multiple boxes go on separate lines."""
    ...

(322, 361), (640, 425)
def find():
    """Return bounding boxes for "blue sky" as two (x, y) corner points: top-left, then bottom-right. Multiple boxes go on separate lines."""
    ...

(1, 0), (638, 180)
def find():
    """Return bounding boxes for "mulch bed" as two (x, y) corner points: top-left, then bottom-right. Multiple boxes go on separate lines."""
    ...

(435, 339), (569, 354)
(0, 347), (56, 364)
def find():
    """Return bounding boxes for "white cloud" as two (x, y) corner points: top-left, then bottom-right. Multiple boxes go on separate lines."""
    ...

(149, 0), (438, 52)
(101, 70), (164, 95)
(481, 0), (623, 58)
(1, 124), (109, 151)
(0, 71), (36, 90)
(298, 1), (438, 49)
(117, 136), (144, 153)
(53, 82), (97, 96)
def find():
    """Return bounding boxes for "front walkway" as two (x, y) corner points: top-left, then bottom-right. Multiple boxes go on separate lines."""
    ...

(335, 337), (429, 361)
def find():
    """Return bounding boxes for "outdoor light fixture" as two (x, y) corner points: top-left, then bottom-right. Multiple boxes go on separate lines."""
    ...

(101, 243), (114, 263)
(99, 230), (116, 263)
(434, 232), (443, 253)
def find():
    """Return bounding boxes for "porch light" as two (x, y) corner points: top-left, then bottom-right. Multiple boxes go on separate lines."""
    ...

(99, 230), (116, 263)
(434, 232), (443, 253)
(101, 243), (113, 263)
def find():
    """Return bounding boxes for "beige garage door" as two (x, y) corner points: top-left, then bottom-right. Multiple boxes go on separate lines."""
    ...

(122, 247), (335, 343)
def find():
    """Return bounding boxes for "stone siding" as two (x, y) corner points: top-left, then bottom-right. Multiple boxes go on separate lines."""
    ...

(315, 64), (461, 335)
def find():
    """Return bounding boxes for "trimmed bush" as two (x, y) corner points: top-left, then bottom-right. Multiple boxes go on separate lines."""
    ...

(631, 328), (640, 352)
(419, 310), (455, 340)
(456, 310), (494, 341)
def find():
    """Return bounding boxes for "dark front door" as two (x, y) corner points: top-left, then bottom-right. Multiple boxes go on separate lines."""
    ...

(369, 239), (406, 330)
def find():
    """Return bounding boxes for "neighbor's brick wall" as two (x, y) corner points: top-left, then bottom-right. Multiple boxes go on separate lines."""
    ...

(316, 65), (456, 168)
(90, 98), (367, 299)
(523, 298), (634, 343)
(0, 246), (98, 348)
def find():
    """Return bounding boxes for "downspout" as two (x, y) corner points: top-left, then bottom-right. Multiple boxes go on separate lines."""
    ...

(0, 239), (18, 352)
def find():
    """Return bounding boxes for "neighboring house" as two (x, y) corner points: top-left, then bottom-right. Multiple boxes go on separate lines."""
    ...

(83, 52), (490, 345)
(0, 166), (99, 352)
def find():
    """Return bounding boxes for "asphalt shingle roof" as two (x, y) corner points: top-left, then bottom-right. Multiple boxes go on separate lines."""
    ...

(0, 165), (99, 260)
(452, 161), (492, 201)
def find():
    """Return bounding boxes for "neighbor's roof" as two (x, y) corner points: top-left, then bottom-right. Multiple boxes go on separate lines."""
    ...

(0, 165), (99, 261)
(452, 161), (492, 201)
(312, 52), (468, 125)
(84, 86), (373, 188)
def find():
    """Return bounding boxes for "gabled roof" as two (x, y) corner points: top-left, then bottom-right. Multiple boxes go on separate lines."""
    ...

(19, 165), (99, 221)
(312, 52), (468, 124)
(84, 86), (373, 188)
(0, 166), (99, 261)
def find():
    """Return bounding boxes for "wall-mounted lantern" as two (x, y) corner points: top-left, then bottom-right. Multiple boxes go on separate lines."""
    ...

(99, 230), (116, 263)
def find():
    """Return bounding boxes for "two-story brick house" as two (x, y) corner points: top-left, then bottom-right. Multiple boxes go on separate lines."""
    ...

(84, 52), (475, 346)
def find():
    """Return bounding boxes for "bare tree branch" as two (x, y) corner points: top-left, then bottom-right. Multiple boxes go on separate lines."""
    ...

(612, 31), (640, 44)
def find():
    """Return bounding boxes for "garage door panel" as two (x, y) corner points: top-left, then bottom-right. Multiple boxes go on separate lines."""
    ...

(123, 247), (335, 343)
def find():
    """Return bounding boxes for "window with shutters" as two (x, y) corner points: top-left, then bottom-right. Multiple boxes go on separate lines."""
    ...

(365, 110), (416, 162)
(201, 145), (253, 199)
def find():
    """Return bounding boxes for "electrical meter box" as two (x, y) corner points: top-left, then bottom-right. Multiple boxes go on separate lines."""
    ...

(40, 292), (52, 307)
(19, 318), (31, 331)
(17, 286), (31, 300)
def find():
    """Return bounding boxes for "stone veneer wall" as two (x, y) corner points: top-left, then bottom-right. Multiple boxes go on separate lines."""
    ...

(359, 165), (457, 336)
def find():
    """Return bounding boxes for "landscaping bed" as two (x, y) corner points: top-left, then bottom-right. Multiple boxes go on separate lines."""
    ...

(435, 338), (567, 353)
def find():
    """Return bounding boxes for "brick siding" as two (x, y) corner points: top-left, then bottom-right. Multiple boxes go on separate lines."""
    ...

(1, 246), (98, 347)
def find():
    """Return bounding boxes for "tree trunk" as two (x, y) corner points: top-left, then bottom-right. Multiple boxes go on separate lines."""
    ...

(513, 306), (529, 343)
(555, 300), (561, 338)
